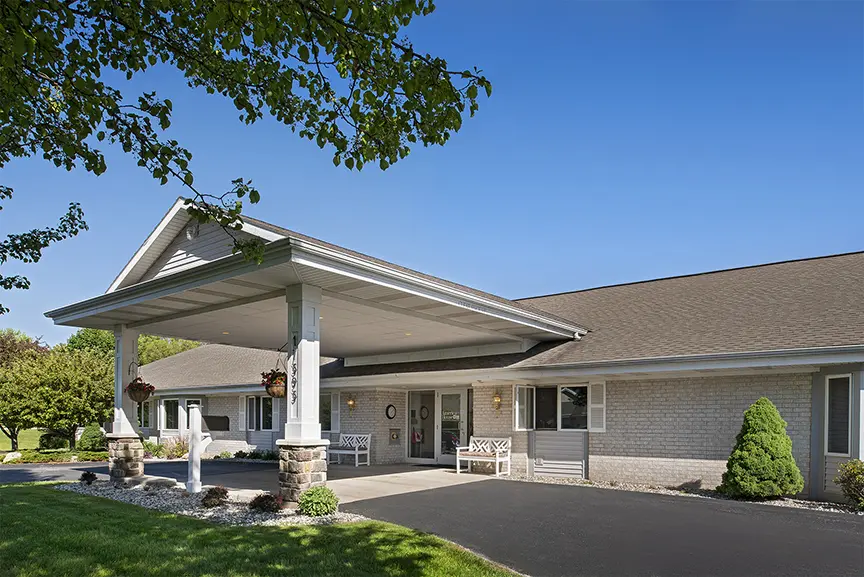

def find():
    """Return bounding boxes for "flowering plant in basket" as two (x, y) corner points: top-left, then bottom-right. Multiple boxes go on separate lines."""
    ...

(261, 369), (287, 398)
(125, 376), (155, 402)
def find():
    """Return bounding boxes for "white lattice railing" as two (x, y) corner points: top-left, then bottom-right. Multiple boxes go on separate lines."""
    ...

(338, 433), (371, 448)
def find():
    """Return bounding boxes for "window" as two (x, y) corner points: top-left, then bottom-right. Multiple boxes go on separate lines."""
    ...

(826, 375), (852, 456)
(261, 397), (273, 431)
(247, 396), (258, 430)
(137, 401), (150, 428)
(320, 393), (332, 431)
(535, 387), (558, 430)
(164, 400), (179, 430)
(560, 386), (588, 430)
(514, 386), (534, 430)
(514, 383), (605, 432)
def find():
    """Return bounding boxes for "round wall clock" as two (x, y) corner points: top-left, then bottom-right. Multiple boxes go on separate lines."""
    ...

(420, 406), (429, 420)
(385, 404), (397, 419)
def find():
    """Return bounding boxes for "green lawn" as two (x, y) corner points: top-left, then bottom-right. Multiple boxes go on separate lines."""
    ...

(0, 484), (513, 577)
(0, 429), (41, 452)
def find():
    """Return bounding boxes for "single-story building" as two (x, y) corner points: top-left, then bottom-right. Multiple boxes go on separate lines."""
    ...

(46, 198), (864, 502)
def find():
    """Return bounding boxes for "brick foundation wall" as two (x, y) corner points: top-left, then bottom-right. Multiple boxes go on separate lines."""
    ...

(472, 384), (529, 474)
(589, 373), (813, 490)
(339, 390), (406, 464)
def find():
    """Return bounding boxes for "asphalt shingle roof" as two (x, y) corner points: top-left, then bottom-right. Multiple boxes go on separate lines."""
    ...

(143, 251), (864, 387)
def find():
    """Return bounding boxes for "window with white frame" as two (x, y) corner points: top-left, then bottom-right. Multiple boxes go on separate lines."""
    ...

(137, 401), (150, 428)
(163, 399), (179, 430)
(320, 392), (340, 432)
(826, 375), (852, 456)
(244, 396), (275, 431)
(514, 384), (605, 432)
(514, 385), (535, 430)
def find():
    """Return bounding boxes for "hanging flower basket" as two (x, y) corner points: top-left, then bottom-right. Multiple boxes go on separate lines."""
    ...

(126, 376), (154, 403)
(261, 369), (287, 398)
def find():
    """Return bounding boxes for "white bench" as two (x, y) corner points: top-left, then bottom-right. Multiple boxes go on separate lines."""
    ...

(456, 436), (511, 476)
(327, 433), (371, 467)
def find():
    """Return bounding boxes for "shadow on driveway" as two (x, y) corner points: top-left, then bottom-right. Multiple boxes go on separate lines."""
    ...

(342, 479), (864, 577)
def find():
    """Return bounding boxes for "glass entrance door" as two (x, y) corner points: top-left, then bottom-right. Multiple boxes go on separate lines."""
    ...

(436, 390), (467, 465)
(408, 391), (436, 462)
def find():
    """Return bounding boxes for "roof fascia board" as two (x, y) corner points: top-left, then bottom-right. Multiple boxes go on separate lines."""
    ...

(321, 345), (864, 387)
(45, 239), (295, 324)
(291, 242), (583, 338)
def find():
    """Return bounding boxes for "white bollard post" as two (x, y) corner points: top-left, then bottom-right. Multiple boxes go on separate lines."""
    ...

(187, 402), (202, 493)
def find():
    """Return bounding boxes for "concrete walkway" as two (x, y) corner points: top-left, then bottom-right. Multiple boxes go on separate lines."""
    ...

(0, 460), (489, 503)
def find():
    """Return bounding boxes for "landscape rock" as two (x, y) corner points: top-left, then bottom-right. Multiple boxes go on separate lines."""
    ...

(2, 452), (22, 463)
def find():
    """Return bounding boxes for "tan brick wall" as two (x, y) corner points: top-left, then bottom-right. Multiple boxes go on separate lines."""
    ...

(339, 390), (406, 464)
(204, 395), (246, 442)
(589, 373), (812, 490)
(472, 384), (529, 474)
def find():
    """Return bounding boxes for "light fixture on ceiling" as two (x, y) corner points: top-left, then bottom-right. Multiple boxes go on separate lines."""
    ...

(222, 331), (230, 335)
(404, 332), (412, 336)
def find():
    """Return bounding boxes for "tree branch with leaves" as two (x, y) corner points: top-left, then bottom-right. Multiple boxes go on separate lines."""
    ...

(0, 0), (491, 312)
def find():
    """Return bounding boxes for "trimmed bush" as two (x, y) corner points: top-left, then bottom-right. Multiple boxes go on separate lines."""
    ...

(5, 450), (108, 464)
(218, 450), (233, 459)
(834, 459), (864, 510)
(297, 486), (339, 517)
(77, 424), (106, 451)
(233, 450), (248, 459)
(718, 397), (804, 499)
(201, 485), (229, 508)
(79, 471), (97, 485)
(38, 432), (68, 451)
(249, 492), (283, 512)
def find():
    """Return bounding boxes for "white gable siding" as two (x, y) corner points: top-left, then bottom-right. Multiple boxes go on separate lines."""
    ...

(139, 221), (254, 283)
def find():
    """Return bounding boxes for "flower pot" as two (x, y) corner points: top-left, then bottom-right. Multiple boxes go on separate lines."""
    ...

(128, 388), (151, 403)
(265, 383), (286, 398)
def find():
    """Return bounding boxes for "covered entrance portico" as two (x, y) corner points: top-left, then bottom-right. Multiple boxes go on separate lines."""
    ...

(45, 202), (583, 501)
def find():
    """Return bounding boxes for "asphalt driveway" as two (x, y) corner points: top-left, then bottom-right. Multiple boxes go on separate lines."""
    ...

(341, 479), (864, 577)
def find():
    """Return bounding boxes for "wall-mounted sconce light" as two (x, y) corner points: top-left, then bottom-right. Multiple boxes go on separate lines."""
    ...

(346, 395), (357, 413)
(492, 390), (502, 412)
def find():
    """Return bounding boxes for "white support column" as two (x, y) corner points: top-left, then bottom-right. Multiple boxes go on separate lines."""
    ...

(283, 284), (324, 444)
(111, 326), (140, 437)
(187, 402), (202, 493)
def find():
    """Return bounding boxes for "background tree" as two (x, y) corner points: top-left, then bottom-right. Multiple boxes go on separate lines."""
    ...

(9, 345), (113, 449)
(0, 0), (491, 312)
(719, 397), (804, 499)
(66, 328), (199, 364)
(0, 329), (48, 450)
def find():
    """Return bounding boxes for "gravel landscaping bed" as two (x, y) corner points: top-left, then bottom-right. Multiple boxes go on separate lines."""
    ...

(56, 481), (367, 526)
(502, 475), (862, 514)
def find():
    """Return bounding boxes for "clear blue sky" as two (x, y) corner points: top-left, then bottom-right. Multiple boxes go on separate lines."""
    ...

(3, 1), (863, 344)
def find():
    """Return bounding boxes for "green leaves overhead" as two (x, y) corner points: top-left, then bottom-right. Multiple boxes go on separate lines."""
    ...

(0, 0), (491, 307)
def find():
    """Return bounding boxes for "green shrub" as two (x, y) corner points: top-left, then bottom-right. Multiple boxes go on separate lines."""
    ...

(260, 450), (278, 461)
(201, 485), (229, 508)
(718, 397), (804, 499)
(77, 424), (106, 451)
(219, 450), (233, 459)
(233, 450), (248, 459)
(142, 440), (165, 458)
(6, 450), (108, 464)
(247, 449), (263, 460)
(834, 459), (864, 510)
(38, 432), (68, 450)
(297, 486), (339, 517)
(249, 492), (283, 512)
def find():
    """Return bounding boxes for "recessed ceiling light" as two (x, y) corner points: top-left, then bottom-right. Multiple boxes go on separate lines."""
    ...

(222, 331), (230, 335)
(404, 332), (412, 336)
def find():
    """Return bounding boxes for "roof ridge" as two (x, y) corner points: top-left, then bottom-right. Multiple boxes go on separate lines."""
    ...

(518, 249), (864, 301)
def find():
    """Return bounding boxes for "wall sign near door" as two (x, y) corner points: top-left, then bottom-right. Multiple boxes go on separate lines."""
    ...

(385, 404), (397, 419)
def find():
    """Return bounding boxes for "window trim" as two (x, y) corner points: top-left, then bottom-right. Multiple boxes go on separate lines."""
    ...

(162, 398), (180, 431)
(513, 385), (535, 431)
(824, 373), (853, 457)
(557, 384), (589, 432)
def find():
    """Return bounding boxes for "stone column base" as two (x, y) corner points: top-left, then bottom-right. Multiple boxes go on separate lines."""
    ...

(108, 436), (144, 481)
(277, 443), (328, 503)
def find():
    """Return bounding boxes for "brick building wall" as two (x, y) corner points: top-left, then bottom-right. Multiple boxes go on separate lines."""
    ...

(471, 383), (530, 474)
(339, 390), (407, 464)
(589, 373), (813, 490)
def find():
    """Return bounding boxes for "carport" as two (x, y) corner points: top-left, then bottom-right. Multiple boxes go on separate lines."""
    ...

(44, 199), (583, 501)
